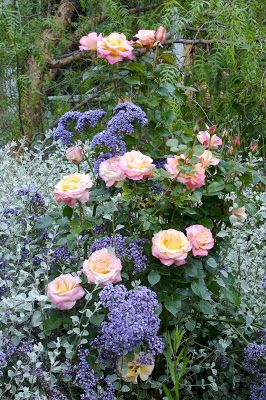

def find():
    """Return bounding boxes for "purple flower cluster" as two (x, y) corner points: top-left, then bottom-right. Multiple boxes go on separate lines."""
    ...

(51, 245), (79, 267)
(70, 347), (116, 400)
(91, 130), (126, 155)
(18, 186), (45, 208)
(92, 284), (164, 363)
(0, 337), (34, 377)
(2, 206), (20, 219)
(107, 102), (148, 134)
(90, 234), (147, 272)
(250, 379), (266, 400)
(34, 367), (68, 400)
(76, 110), (106, 131)
(244, 342), (266, 376)
(54, 109), (105, 145)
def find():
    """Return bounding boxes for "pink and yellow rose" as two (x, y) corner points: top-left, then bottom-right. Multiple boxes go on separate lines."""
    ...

(46, 274), (85, 310)
(176, 163), (206, 190)
(199, 150), (220, 168)
(97, 32), (134, 64)
(152, 229), (192, 266)
(83, 248), (122, 287)
(79, 32), (98, 51)
(119, 150), (154, 181)
(197, 130), (222, 149)
(186, 225), (214, 256)
(99, 156), (126, 187)
(53, 173), (93, 207)
(164, 154), (186, 178)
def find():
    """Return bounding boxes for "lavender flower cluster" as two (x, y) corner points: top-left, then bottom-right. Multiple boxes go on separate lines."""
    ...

(244, 335), (266, 400)
(107, 102), (148, 134)
(70, 347), (116, 400)
(90, 102), (148, 172)
(54, 109), (106, 145)
(0, 337), (34, 377)
(92, 284), (164, 363)
(90, 234), (147, 272)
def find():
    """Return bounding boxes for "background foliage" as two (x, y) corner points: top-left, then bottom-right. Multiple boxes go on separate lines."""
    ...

(0, 0), (265, 150)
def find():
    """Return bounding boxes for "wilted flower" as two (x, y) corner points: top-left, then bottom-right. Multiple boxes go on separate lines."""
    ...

(230, 207), (247, 225)
(118, 353), (155, 384)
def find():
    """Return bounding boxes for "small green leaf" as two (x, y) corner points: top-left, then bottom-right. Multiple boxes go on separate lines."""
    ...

(197, 300), (214, 315)
(35, 215), (54, 229)
(185, 320), (196, 331)
(148, 270), (161, 286)
(43, 311), (63, 332)
(191, 280), (211, 300)
(63, 206), (73, 219)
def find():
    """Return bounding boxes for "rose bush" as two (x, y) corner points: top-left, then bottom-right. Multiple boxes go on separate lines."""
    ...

(0, 27), (265, 400)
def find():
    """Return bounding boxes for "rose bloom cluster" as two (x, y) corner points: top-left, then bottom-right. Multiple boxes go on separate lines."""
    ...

(152, 225), (214, 266)
(79, 27), (166, 64)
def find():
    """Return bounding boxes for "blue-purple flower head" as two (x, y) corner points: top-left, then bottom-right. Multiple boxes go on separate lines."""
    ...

(90, 234), (147, 273)
(92, 284), (164, 363)
(107, 102), (148, 134)
(244, 342), (266, 376)
(90, 130), (126, 155)
(54, 109), (105, 145)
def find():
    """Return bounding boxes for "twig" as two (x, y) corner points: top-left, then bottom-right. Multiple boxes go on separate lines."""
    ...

(50, 93), (100, 128)
(47, 37), (228, 69)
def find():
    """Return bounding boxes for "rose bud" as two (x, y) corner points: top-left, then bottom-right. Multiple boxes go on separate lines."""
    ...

(155, 26), (166, 44)
(208, 125), (217, 133)
(66, 146), (84, 165)
(232, 136), (240, 146)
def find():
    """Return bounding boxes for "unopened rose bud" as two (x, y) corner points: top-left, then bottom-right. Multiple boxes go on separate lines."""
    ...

(232, 135), (240, 146)
(208, 125), (217, 133)
(66, 146), (84, 165)
(155, 26), (166, 44)
(251, 142), (259, 152)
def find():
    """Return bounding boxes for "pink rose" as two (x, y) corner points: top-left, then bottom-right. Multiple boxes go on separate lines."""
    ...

(135, 30), (156, 47)
(164, 154), (186, 178)
(119, 150), (154, 181)
(197, 131), (222, 149)
(83, 248), (122, 287)
(97, 33), (134, 64)
(53, 173), (93, 207)
(46, 274), (85, 310)
(99, 156), (125, 187)
(79, 32), (98, 51)
(186, 225), (214, 256)
(199, 150), (220, 168)
(177, 163), (206, 190)
(155, 26), (167, 44)
(66, 146), (84, 165)
(152, 229), (192, 266)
